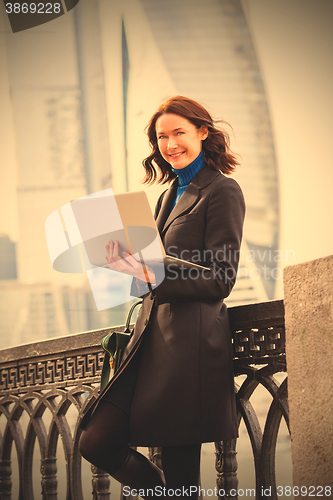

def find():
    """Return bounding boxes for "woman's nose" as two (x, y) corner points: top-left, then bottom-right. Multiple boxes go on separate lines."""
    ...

(167, 136), (178, 150)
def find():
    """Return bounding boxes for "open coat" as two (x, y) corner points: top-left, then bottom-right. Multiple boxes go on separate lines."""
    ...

(83, 164), (245, 447)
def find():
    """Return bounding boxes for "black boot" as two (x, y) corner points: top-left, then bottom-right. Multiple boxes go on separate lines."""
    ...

(111, 448), (165, 499)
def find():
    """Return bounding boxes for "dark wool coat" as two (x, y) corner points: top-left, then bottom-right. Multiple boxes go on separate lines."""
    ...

(83, 164), (245, 446)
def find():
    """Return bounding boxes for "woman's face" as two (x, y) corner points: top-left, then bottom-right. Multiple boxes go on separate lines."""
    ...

(155, 113), (208, 169)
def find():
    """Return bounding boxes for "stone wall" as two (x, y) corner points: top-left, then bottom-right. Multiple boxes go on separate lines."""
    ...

(283, 255), (333, 493)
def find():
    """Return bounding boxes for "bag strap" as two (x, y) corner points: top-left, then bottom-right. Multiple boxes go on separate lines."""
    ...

(100, 333), (116, 392)
(100, 299), (143, 392)
(124, 299), (143, 332)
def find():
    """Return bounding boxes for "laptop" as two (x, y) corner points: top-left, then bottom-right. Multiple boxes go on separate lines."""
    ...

(69, 190), (209, 272)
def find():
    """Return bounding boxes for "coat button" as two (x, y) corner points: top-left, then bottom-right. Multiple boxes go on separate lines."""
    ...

(144, 319), (149, 325)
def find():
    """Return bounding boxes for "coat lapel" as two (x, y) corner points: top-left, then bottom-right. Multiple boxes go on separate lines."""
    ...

(156, 165), (221, 237)
(155, 178), (178, 234)
(161, 182), (199, 235)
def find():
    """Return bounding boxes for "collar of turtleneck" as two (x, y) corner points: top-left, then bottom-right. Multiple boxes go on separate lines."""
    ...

(169, 151), (205, 213)
(171, 151), (205, 210)
(171, 150), (205, 187)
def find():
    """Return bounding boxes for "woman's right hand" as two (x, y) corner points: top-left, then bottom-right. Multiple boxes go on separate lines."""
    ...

(106, 240), (156, 285)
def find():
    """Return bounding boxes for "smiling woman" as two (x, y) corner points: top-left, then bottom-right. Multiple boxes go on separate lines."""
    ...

(79, 95), (245, 500)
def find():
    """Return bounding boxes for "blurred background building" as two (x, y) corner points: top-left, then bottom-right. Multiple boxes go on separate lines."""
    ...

(0, 0), (332, 349)
(1, 1), (332, 496)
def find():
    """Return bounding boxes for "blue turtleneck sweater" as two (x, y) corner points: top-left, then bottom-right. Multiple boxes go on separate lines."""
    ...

(170, 151), (205, 211)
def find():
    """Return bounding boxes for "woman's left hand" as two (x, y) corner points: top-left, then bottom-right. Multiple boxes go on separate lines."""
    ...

(106, 240), (156, 285)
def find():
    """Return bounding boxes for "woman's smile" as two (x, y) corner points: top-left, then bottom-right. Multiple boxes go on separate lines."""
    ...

(168, 151), (185, 159)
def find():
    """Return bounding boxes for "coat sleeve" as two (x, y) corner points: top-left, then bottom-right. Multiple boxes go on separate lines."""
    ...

(152, 177), (245, 303)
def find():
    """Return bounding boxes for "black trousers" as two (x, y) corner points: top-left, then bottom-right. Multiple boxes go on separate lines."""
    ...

(79, 400), (201, 498)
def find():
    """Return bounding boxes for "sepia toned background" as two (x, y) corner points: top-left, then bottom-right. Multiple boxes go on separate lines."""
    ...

(0, 0), (332, 497)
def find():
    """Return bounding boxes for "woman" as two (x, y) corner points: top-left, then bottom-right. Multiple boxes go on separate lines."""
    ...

(79, 96), (245, 499)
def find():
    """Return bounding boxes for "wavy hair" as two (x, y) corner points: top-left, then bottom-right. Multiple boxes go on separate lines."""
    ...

(142, 96), (240, 184)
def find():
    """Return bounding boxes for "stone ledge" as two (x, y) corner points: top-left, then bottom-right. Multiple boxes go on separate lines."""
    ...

(283, 254), (333, 490)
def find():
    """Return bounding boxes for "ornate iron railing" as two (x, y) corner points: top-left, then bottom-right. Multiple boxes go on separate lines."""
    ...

(0, 300), (287, 500)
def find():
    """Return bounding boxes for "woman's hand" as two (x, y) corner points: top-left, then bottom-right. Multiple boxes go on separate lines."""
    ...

(106, 240), (156, 285)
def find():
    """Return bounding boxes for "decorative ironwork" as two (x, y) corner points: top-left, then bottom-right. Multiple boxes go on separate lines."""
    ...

(0, 300), (288, 500)
(0, 350), (104, 392)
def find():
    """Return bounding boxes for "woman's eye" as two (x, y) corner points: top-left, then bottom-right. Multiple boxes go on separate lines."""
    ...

(158, 135), (166, 140)
(177, 131), (184, 135)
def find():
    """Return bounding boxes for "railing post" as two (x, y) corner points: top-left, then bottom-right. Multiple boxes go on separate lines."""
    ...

(148, 447), (162, 470)
(91, 465), (111, 499)
(0, 459), (12, 499)
(215, 439), (238, 500)
(41, 457), (58, 499)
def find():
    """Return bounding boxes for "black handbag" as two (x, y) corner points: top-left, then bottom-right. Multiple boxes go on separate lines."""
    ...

(100, 300), (143, 391)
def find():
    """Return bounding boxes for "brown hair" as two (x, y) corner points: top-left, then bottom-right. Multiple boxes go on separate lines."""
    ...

(142, 95), (240, 184)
